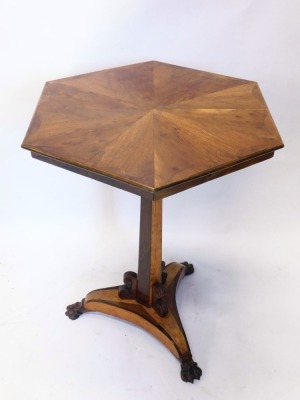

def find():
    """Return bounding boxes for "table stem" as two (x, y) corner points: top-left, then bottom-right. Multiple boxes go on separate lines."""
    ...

(137, 198), (163, 306)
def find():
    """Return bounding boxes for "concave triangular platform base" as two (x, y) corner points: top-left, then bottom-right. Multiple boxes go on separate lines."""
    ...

(65, 262), (202, 383)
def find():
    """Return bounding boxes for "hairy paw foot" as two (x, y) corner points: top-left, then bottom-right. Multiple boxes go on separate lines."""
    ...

(65, 300), (85, 320)
(180, 356), (202, 383)
(181, 261), (195, 276)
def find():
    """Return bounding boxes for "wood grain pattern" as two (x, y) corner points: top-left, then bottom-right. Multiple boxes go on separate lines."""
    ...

(32, 149), (275, 200)
(137, 198), (163, 306)
(68, 262), (201, 383)
(22, 61), (283, 198)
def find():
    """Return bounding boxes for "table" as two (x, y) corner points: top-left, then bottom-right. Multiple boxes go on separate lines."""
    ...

(22, 61), (284, 383)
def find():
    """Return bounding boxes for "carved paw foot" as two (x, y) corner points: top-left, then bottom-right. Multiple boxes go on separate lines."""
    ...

(180, 355), (202, 383)
(181, 261), (195, 276)
(65, 300), (85, 320)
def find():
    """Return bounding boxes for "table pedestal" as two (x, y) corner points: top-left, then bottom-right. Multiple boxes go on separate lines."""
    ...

(65, 198), (202, 383)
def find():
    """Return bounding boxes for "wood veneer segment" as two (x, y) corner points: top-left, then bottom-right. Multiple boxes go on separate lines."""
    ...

(22, 61), (284, 193)
(31, 150), (275, 199)
(31, 152), (155, 199)
(155, 150), (276, 199)
(137, 198), (162, 306)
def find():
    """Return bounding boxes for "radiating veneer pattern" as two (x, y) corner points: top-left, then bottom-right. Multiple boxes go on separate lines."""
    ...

(22, 61), (283, 198)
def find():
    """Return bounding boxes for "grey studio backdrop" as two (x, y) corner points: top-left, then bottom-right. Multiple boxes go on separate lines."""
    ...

(0, 1), (299, 399)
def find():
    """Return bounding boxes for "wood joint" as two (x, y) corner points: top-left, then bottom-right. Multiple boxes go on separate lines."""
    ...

(152, 282), (168, 317)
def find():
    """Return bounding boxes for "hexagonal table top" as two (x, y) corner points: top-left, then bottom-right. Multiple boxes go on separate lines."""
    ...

(22, 61), (283, 198)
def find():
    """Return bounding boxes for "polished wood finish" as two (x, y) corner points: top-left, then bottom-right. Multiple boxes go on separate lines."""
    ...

(137, 198), (162, 306)
(22, 61), (283, 199)
(31, 148), (275, 200)
(23, 61), (284, 383)
(66, 262), (202, 383)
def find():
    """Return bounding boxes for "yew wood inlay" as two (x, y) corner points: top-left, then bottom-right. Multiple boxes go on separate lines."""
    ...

(66, 262), (202, 383)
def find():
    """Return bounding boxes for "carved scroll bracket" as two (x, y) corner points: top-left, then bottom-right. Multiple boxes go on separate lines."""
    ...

(118, 271), (138, 299)
(152, 282), (168, 317)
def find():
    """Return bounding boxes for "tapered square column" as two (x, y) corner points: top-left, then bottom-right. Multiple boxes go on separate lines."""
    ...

(137, 198), (163, 306)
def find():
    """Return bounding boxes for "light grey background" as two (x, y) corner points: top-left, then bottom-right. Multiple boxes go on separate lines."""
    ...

(1, 1), (299, 399)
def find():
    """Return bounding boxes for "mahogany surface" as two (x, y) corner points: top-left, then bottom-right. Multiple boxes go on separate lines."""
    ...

(22, 61), (283, 199)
